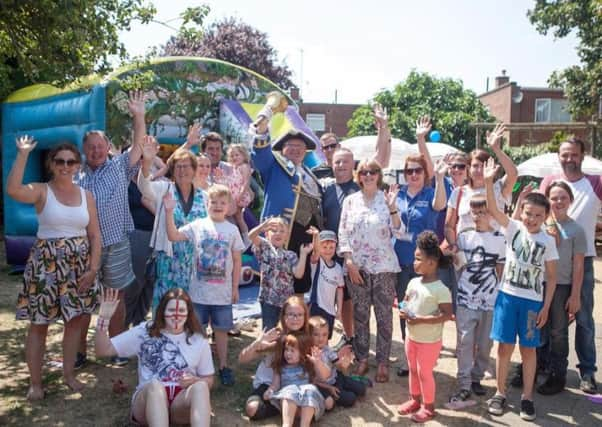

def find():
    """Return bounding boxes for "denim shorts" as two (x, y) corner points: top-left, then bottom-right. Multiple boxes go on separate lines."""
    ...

(193, 303), (233, 331)
(491, 291), (542, 348)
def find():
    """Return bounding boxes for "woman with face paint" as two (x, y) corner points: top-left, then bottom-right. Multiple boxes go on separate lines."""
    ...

(239, 296), (311, 421)
(95, 288), (214, 426)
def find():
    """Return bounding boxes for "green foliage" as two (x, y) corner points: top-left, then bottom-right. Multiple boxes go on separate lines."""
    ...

(0, 0), (158, 101)
(347, 70), (494, 152)
(528, 0), (601, 118)
(502, 142), (556, 165)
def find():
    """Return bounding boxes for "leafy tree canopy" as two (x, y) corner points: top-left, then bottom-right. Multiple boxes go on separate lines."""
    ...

(162, 16), (294, 89)
(347, 70), (494, 152)
(0, 0), (158, 101)
(528, 0), (601, 118)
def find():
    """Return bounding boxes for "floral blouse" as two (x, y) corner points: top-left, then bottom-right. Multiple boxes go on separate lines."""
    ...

(252, 237), (298, 307)
(338, 191), (401, 275)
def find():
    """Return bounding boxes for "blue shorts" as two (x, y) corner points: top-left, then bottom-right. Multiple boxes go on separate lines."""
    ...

(490, 291), (542, 348)
(193, 303), (233, 331)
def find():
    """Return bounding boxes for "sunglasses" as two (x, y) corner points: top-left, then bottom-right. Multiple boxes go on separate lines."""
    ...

(404, 167), (424, 175)
(358, 169), (380, 177)
(449, 163), (467, 171)
(53, 158), (79, 167)
(322, 143), (339, 151)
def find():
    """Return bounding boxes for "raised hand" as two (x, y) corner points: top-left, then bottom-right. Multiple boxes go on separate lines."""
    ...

(127, 90), (146, 117)
(256, 327), (282, 350)
(300, 243), (314, 255)
(305, 225), (320, 236)
(141, 135), (158, 161)
(434, 159), (449, 179)
(483, 157), (499, 182)
(187, 123), (201, 147)
(98, 287), (120, 320)
(16, 135), (37, 155)
(163, 191), (176, 211)
(415, 115), (432, 141)
(384, 184), (400, 210)
(308, 345), (323, 363)
(373, 103), (388, 130)
(486, 122), (506, 150)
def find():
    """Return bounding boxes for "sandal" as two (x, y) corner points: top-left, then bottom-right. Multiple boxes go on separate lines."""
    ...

(355, 359), (369, 376)
(375, 362), (389, 383)
(411, 407), (436, 423)
(398, 399), (421, 415)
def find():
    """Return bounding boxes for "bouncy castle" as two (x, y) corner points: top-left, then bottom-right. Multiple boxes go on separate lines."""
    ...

(2, 57), (322, 267)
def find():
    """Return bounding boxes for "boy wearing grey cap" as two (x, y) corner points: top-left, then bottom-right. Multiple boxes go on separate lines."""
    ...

(306, 227), (344, 338)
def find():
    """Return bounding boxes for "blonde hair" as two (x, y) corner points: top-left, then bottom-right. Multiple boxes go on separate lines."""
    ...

(207, 184), (232, 201)
(308, 316), (329, 334)
(227, 144), (250, 165)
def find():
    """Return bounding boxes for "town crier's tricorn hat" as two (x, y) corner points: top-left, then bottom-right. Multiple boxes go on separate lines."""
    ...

(272, 128), (317, 151)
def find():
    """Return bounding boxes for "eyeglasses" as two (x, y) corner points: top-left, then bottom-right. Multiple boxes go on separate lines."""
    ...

(322, 143), (339, 151)
(449, 163), (467, 171)
(358, 169), (380, 177)
(285, 312), (304, 319)
(404, 167), (424, 175)
(53, 158), (79, 167)
(175, 163), (193, 170)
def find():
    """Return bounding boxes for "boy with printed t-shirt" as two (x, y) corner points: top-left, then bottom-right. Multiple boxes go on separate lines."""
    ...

(165, 184), (245, 387)
(450, 195), (506, 404)
(483, 159), (558, 421)
(305, 228), (344, 339)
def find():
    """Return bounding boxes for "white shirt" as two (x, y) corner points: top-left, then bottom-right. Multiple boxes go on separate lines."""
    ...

(500, 219), (559, 302)
(310, 258), (344, 316)
(448, 180), (509, 233)
(111, 322), (214, 392)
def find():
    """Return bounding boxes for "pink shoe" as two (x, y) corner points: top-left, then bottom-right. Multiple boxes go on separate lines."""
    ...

(411, 407), (436, 423)
(398, 399), (421, 415)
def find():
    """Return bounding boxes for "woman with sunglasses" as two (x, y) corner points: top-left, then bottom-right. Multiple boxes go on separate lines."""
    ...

(8, 137), (101, 400)
(338, 159), (401, 383)
(444, 123), (517, 252)
(393, 153), (447, 375)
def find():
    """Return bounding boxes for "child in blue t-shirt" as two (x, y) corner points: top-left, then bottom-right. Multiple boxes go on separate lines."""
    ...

(484, 159), (558, 421)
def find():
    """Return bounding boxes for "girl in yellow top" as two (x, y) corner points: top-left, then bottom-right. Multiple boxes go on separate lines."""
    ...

(398, 231), (453, 423)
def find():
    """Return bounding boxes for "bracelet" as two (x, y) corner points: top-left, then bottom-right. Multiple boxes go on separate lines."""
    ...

(389, 210), (398, 215)
(96, 317), (110, 332)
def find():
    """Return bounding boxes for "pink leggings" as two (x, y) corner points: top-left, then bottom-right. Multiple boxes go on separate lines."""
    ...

(405, 338), (442, 405)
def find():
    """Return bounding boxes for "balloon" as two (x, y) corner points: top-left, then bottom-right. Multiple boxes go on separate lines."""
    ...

(429, 130), (441, 142)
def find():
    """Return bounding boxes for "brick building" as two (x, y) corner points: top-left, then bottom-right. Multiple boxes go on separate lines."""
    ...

(298, 102), (361, 139)
(478, 70), (588, 146)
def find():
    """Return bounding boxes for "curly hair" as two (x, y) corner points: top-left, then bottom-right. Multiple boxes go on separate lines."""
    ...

(416, 230), (451, 268)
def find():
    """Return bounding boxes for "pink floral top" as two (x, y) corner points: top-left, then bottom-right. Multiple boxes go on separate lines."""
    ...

(338, 191), (401, 275)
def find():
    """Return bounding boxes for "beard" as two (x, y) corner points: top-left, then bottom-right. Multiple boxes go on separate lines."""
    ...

(561, 161), (580, 174)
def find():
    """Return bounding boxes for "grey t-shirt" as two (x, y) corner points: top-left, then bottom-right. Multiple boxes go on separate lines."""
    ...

(554, 218), (587, 285)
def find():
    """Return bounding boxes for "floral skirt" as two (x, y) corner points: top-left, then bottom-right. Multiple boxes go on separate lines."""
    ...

(271, 384), (325, 420)
(16, 237), (99, 324)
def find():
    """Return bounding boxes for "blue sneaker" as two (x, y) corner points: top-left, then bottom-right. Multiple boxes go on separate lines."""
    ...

(219, 367), (235, 386)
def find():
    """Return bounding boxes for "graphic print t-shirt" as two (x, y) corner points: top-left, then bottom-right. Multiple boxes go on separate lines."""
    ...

(500, 219), (559, 302)
(310, 258), (344, 316)
(111, 322), (214, 391)
(456, 230), (506, 311)
(180, 217), (245, 305)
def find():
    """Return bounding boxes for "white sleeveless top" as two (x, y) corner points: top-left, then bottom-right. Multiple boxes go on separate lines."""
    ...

(37, 185), (89, 239)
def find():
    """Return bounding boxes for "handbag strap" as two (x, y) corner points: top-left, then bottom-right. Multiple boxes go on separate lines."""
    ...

(151, 183), (171, 249)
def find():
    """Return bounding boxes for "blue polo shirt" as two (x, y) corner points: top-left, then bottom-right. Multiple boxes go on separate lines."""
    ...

(394, 185), (439, 266)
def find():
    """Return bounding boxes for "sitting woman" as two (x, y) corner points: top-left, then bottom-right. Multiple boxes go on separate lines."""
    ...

(8, 137), (101, 400)
(95, 288), (213, 426)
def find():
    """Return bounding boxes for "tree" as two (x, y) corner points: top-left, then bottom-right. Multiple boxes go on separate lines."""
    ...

(528, 0), (601, 119)
(162, 17), (294, 89)
(0, 1), (158, 101)
(347, 70), (494, 152)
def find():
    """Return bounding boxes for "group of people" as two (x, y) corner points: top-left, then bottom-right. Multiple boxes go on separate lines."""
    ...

(8, 91), (600, 425)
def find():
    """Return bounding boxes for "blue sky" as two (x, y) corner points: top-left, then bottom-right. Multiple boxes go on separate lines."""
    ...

(120, 0), (579, 104)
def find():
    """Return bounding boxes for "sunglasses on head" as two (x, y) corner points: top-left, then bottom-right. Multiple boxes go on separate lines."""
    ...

(449, 163), (467, 171)
(53, 158), (79, 167)
(322, 143), (339, 151)
(404, 167), (424, 175)
(358, 169), (380, 177)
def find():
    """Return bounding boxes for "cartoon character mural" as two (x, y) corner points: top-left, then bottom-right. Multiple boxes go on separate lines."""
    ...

(2, 57), (322, 267)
